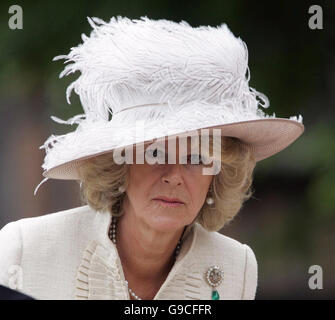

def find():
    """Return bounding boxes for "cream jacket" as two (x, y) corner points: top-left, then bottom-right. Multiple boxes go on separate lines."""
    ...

(0, 205), (258, 300)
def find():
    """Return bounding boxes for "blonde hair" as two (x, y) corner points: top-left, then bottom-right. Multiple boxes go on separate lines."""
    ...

(77, 136), (256, 232)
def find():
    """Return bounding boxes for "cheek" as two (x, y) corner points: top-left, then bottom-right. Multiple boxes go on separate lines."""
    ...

(190, 183), (208, 205)
(192, 174), (212, 200)
(127, 165), (158, 203)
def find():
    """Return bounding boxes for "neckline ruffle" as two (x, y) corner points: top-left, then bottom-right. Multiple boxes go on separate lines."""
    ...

(75, 215), (204, 300)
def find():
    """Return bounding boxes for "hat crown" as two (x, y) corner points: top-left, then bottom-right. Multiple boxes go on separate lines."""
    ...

(53, 16), (269, 124)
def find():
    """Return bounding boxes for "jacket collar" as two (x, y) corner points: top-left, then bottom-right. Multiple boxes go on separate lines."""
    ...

(75, 207), (202, 300)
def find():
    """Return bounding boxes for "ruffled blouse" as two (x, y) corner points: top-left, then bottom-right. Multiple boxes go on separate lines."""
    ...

(74, 222), (202, 300)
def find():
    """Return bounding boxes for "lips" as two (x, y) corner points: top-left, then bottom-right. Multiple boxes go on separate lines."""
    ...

(153, 196), (184, 204)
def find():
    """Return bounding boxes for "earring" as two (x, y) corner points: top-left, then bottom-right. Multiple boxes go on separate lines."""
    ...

(118, 184), (126, 193)
(206, 196), (214, 205)
(206, 185), (214, 205)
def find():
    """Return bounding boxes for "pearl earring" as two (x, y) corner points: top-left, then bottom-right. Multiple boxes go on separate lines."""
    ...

(206, 196), (214, 205)
(118, 184), (126, 193)
(206, 185), (214, 205)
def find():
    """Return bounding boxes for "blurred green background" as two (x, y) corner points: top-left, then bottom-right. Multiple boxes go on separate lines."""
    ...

(0, 0), (334, 299)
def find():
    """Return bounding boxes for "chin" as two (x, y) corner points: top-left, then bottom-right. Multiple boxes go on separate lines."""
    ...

(145, 211), (187, 233)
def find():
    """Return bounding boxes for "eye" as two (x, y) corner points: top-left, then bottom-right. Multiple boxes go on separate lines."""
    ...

(146, 148), (166, 161)
(153, 148), (165, 157)
(187, 154), (203, 165)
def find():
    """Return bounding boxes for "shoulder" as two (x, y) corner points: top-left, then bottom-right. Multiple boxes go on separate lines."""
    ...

(0, 204), (94, 248)
(193, 222), (254, 257)
(2, 205), (99, 253)
(1, 205), (92, 238)
(192, 223), (258, 299)
(0, 205), (102, 297)
(13, 205), (94, 230)
(0, 206), (94, 264)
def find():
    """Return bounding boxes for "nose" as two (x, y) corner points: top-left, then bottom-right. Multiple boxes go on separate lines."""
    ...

(162, 164), (183, 187)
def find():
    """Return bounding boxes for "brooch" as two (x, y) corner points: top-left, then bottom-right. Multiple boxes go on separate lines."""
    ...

(205, 265), (224, 300)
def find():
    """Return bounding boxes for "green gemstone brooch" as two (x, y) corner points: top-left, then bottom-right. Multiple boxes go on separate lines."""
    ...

(205, 265), (224, 300)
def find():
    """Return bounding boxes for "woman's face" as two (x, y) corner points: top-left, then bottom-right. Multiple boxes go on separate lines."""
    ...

(123, 137), (214, 233)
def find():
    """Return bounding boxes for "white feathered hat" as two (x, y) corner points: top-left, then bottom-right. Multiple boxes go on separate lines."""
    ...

(34, 15), (304, 195)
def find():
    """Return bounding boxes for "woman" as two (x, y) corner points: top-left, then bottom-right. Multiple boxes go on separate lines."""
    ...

(0, 16), (304, 300)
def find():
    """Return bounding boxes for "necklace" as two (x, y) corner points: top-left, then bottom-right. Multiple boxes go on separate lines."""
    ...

(108, 215), (184, 300)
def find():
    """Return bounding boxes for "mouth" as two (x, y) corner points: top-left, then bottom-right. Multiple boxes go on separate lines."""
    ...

(153, 197), (185, 207)
(154, 197), (184, 204)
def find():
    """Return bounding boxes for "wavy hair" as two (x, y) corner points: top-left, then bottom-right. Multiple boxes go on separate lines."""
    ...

(77, 136), (256, 232)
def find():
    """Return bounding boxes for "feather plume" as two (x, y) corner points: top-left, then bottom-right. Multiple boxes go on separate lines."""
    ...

(51, 15), (274, 123)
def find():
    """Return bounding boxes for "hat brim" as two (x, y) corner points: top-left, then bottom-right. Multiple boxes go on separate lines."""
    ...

(42, 118), (304, 180)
